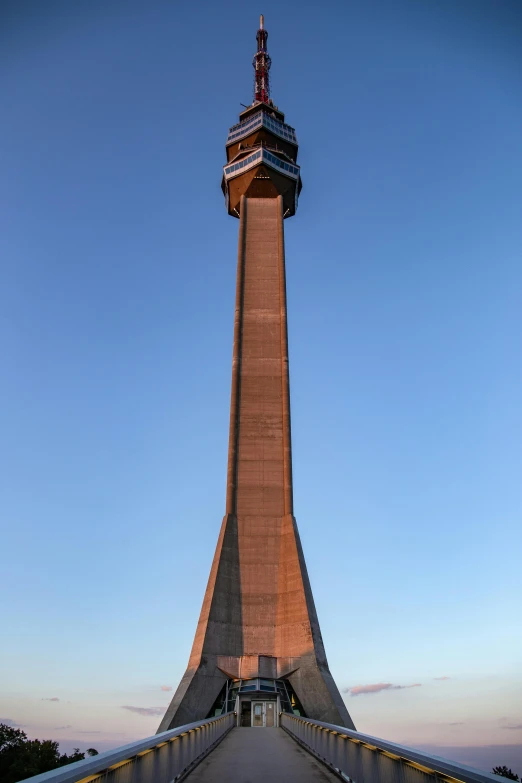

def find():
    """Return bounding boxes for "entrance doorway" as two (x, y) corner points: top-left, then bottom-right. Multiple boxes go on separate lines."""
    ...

(251, 701), (275, 727)
(240, 701), (251, 727)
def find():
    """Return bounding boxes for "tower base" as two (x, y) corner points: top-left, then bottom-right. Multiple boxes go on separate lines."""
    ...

(158, 513), (355, 732)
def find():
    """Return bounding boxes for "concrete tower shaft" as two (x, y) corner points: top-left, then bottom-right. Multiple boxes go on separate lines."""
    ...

(159, 19), (354, 733)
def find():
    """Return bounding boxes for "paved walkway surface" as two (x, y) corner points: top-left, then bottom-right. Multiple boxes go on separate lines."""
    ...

(186, 727), (339, 782)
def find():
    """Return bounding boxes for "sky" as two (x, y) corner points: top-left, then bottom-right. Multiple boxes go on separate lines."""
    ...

(1, 0), (521, 774)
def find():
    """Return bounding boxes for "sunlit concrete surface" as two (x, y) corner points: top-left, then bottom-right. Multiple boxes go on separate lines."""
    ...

(185, 727), (339, 782)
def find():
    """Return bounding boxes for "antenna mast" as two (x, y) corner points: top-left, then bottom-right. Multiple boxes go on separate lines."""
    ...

(253, 14), (271, 103)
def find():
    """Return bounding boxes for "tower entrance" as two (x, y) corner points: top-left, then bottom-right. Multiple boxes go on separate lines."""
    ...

(239, 699), (277, 727)
(210, 678), (306, 728)
(252, 701), (275, 727)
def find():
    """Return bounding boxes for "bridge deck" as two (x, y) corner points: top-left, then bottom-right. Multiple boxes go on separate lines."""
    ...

(186, 726), (338, 782)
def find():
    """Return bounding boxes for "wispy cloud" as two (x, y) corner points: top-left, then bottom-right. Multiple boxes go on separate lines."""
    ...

(344, 683), (422, 696)
(0, 718), (20, 728)
(448, 722), (464, 726)
(344, 683), (391, 696)
(78, 731), (102, 734)
(160, 686), (173, 692)
(121, 706), (164, 717)
(434, 676), (451, 681)
(502, 724), (522, 730)
(42, 697), (60, 702)
(54, 725), (72, 730)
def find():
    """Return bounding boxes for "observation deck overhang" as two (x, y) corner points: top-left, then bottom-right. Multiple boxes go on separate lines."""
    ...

(226, 109), (297, 149)
(221, 147), (302, 218)
(238, 99), (285, 123)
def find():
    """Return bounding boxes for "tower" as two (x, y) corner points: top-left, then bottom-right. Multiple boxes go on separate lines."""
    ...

(159, 17), (355, 732)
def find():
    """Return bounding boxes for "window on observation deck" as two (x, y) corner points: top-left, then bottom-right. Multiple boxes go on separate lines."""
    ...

(227, 111), (297, 146)
(224, 149), (298, 182)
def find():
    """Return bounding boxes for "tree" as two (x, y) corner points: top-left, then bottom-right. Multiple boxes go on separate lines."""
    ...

(59, 747), (86, 766)
(0, 725), (29, 783)
(493, 767), (520, 781)
(0, 725), (26, 752)
(8, 739), (62, 782)
(0, 723), (98, 783)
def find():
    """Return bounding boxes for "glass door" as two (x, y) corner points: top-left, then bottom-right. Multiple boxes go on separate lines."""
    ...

(252, 702), (264, 727)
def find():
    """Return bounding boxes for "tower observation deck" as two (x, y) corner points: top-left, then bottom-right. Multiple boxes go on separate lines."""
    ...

(221, 15), (302, 219)
(159, 16), (354, 733)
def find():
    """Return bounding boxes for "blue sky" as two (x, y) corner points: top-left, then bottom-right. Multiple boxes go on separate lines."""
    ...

(1, 0), (521, 772)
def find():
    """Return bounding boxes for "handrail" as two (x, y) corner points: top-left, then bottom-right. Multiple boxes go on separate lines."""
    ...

(18, 712), (235, 783)
(228, 110), (296, 135)
(281, 713), (501, 783)
(227, 110), (298, 146)
(224, 148), (300, 181)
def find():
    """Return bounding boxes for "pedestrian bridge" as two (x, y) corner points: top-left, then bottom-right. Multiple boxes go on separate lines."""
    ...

(20, 712), (501, 783)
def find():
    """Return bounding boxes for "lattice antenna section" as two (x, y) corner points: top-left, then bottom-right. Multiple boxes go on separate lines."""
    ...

(253, 14), (271, 103)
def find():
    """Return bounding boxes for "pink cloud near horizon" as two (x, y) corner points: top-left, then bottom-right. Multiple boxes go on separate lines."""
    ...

(160, 686), (173, 692)
(345, 682), (422, 696)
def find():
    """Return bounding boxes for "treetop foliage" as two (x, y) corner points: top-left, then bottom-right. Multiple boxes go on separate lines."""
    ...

(492, 766), (520, 781)
(0, 723), (98, 783)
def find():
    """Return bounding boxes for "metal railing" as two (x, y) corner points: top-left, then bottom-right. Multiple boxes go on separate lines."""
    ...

(227, 110), (297, 145)
(224, 148), (300, 181)
(18, 712), (235, 783)
(281, 714), (502, 783)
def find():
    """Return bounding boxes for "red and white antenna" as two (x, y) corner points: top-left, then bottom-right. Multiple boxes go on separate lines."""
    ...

(253, 14), (271, 103)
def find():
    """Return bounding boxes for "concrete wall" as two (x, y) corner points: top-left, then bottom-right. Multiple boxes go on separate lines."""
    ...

(158, 197), (354, 733)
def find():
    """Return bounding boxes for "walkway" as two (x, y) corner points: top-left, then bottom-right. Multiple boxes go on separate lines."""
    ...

(186, 727), (339, 782)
